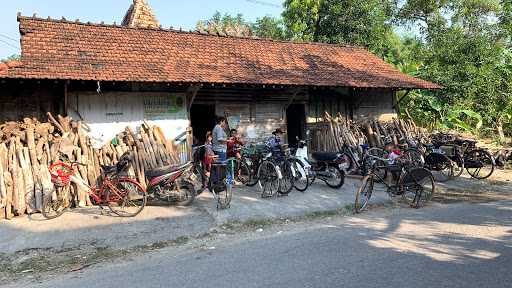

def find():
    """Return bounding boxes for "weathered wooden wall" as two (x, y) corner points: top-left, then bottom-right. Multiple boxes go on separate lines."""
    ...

(0, 80), (62, 121)
(352, 89), (396, 120)
(1, 80), (397, 149)
(193, 87), (309, 143)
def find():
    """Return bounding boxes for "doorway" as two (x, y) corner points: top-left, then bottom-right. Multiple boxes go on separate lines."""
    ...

(190, 104), (217, 145)
(286, 104), (306, 147)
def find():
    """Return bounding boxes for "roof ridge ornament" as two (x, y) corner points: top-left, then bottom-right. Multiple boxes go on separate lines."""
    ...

(121, 0), (160, 29)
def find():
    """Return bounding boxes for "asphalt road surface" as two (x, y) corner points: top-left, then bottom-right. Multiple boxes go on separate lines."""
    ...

(16, 201), (512, 288)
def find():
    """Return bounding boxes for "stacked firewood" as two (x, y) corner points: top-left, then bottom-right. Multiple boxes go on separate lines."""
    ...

(317, 113), (429, 152)
(322, 112), (368, 151)
(105, 122), (182, 188)
(0, 114), (182, 219)
(359, 118), (428, 147)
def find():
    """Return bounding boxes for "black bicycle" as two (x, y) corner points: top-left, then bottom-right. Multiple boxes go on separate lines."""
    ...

(451, 139), (495, 180)
(355, 155), (435, 213)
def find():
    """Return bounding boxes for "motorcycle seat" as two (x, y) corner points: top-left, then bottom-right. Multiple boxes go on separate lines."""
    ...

(145, 163), (190, 178)
(312, 152), (340, 162)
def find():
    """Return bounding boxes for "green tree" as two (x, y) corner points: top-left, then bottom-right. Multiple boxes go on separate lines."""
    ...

(282, 0), (323, 41)
(282, 0), (398, 57)
(1, 54), (20, 63)
(252, 16), (289, 40)
(197, 11), (252, 37)
(398, 0), (512, 138)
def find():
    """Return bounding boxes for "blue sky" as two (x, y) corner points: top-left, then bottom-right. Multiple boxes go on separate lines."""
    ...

(0, 0), (283, 59)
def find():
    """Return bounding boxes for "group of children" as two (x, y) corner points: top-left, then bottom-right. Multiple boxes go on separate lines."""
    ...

(202, 116), (285, 173)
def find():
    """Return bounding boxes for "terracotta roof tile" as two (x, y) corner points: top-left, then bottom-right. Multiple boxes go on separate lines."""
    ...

(1, 16), (441, 89)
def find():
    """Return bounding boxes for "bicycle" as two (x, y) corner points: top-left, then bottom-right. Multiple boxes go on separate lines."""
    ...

(191, 145), (235, 209)
(338, 143), (386, 176)
(257, 149), (282, 198)
(405, 140), (453, 182)
(42, 152), (147, 219)
(450, 139), (495, 180)
(355, 155), (435, 213)
(241, 143), (268, 188)
(209, 158), (235, 209)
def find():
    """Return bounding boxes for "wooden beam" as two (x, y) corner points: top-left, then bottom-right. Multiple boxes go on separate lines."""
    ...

(393, 89), (411, 111)
(186, 84), (201, 111)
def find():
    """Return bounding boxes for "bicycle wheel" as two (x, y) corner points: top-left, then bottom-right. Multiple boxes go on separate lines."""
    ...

(465, 149), (495, 180)
(216, 180), (232, 210)
(425, 152), (453, 182)
(403, 148), (425, 167)
(451, 154), (464, 178)
(192, 162), (207, 195)
(355, 175), (373, 213)
(400, 168), (435, 208)
(278, 160), (294, 195)
(245, 158), (260, 187)
(42, 187), (67, 219)
(257, 160), (279, 198)
(324, 165), (345, 189)
(290, 158), (309, 192)
(234, 159), (252, 185)
(106, 178), (147, 217)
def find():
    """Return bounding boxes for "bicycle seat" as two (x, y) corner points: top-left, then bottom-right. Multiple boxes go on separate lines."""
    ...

(312, 152), (340, 162)
(145, 163), (190, 178)
(360, 144), (369, 150)
(101, 165), (118, 175)
(423, 143), (435, 149)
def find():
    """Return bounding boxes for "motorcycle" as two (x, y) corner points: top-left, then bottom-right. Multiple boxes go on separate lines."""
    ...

(292, 135), (345, 189)
(144, 162), (196, 206)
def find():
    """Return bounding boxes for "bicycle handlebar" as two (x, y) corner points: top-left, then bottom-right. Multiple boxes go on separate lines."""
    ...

(365, 154), (390, 163)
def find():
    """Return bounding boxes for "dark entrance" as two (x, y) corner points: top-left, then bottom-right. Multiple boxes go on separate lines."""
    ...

(190, 104), (217, 145)
(286, 104), (306, 147)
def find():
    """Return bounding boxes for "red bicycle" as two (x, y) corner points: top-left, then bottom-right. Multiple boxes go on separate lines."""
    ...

(42, 152), (147, 219)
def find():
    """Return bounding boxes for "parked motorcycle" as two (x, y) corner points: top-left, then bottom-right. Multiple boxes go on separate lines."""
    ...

(144, 162), (196, 206)
(292, 136), (345, 189)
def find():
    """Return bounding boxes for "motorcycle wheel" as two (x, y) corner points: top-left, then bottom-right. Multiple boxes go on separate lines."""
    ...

(324, 166), (345, 189)
(290, 158), (309, 192)
(174, 181), (196, 206)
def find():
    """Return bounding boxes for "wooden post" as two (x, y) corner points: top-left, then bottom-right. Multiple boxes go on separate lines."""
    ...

(186, 126), (193, 162)
(64, 81), (69, 115)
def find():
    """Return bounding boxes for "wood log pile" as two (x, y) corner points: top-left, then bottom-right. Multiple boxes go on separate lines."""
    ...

(0, 114), (182, 220)
(313, 112), (429, 152)
(358, 117), (428, 148)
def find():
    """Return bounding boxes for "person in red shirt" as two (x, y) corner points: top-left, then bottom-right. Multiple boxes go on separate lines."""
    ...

(227, 129), (245, 159)
(203, 131), (216, 176)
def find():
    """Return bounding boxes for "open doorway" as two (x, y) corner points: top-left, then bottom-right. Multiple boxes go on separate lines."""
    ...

(190, 104), (217, 145)
(286, 104), (306, 147)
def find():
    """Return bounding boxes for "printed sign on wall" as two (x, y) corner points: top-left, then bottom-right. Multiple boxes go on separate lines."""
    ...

(143, 93), (186, 120)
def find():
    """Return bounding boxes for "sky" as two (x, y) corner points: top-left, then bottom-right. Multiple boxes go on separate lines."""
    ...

(0, 0), (283, 59)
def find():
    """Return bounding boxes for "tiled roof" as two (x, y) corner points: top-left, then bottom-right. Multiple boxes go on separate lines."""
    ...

(1, 16), (441, 89)
(122, 0), (160, 29)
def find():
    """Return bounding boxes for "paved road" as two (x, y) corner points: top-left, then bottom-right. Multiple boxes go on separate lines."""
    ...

(18, 200), (512, 288)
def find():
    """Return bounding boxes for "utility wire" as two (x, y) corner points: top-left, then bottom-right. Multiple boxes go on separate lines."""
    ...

(245, 0), (281, 8)
(0, 33), (18, 43)
(0, 39), (20, 51)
